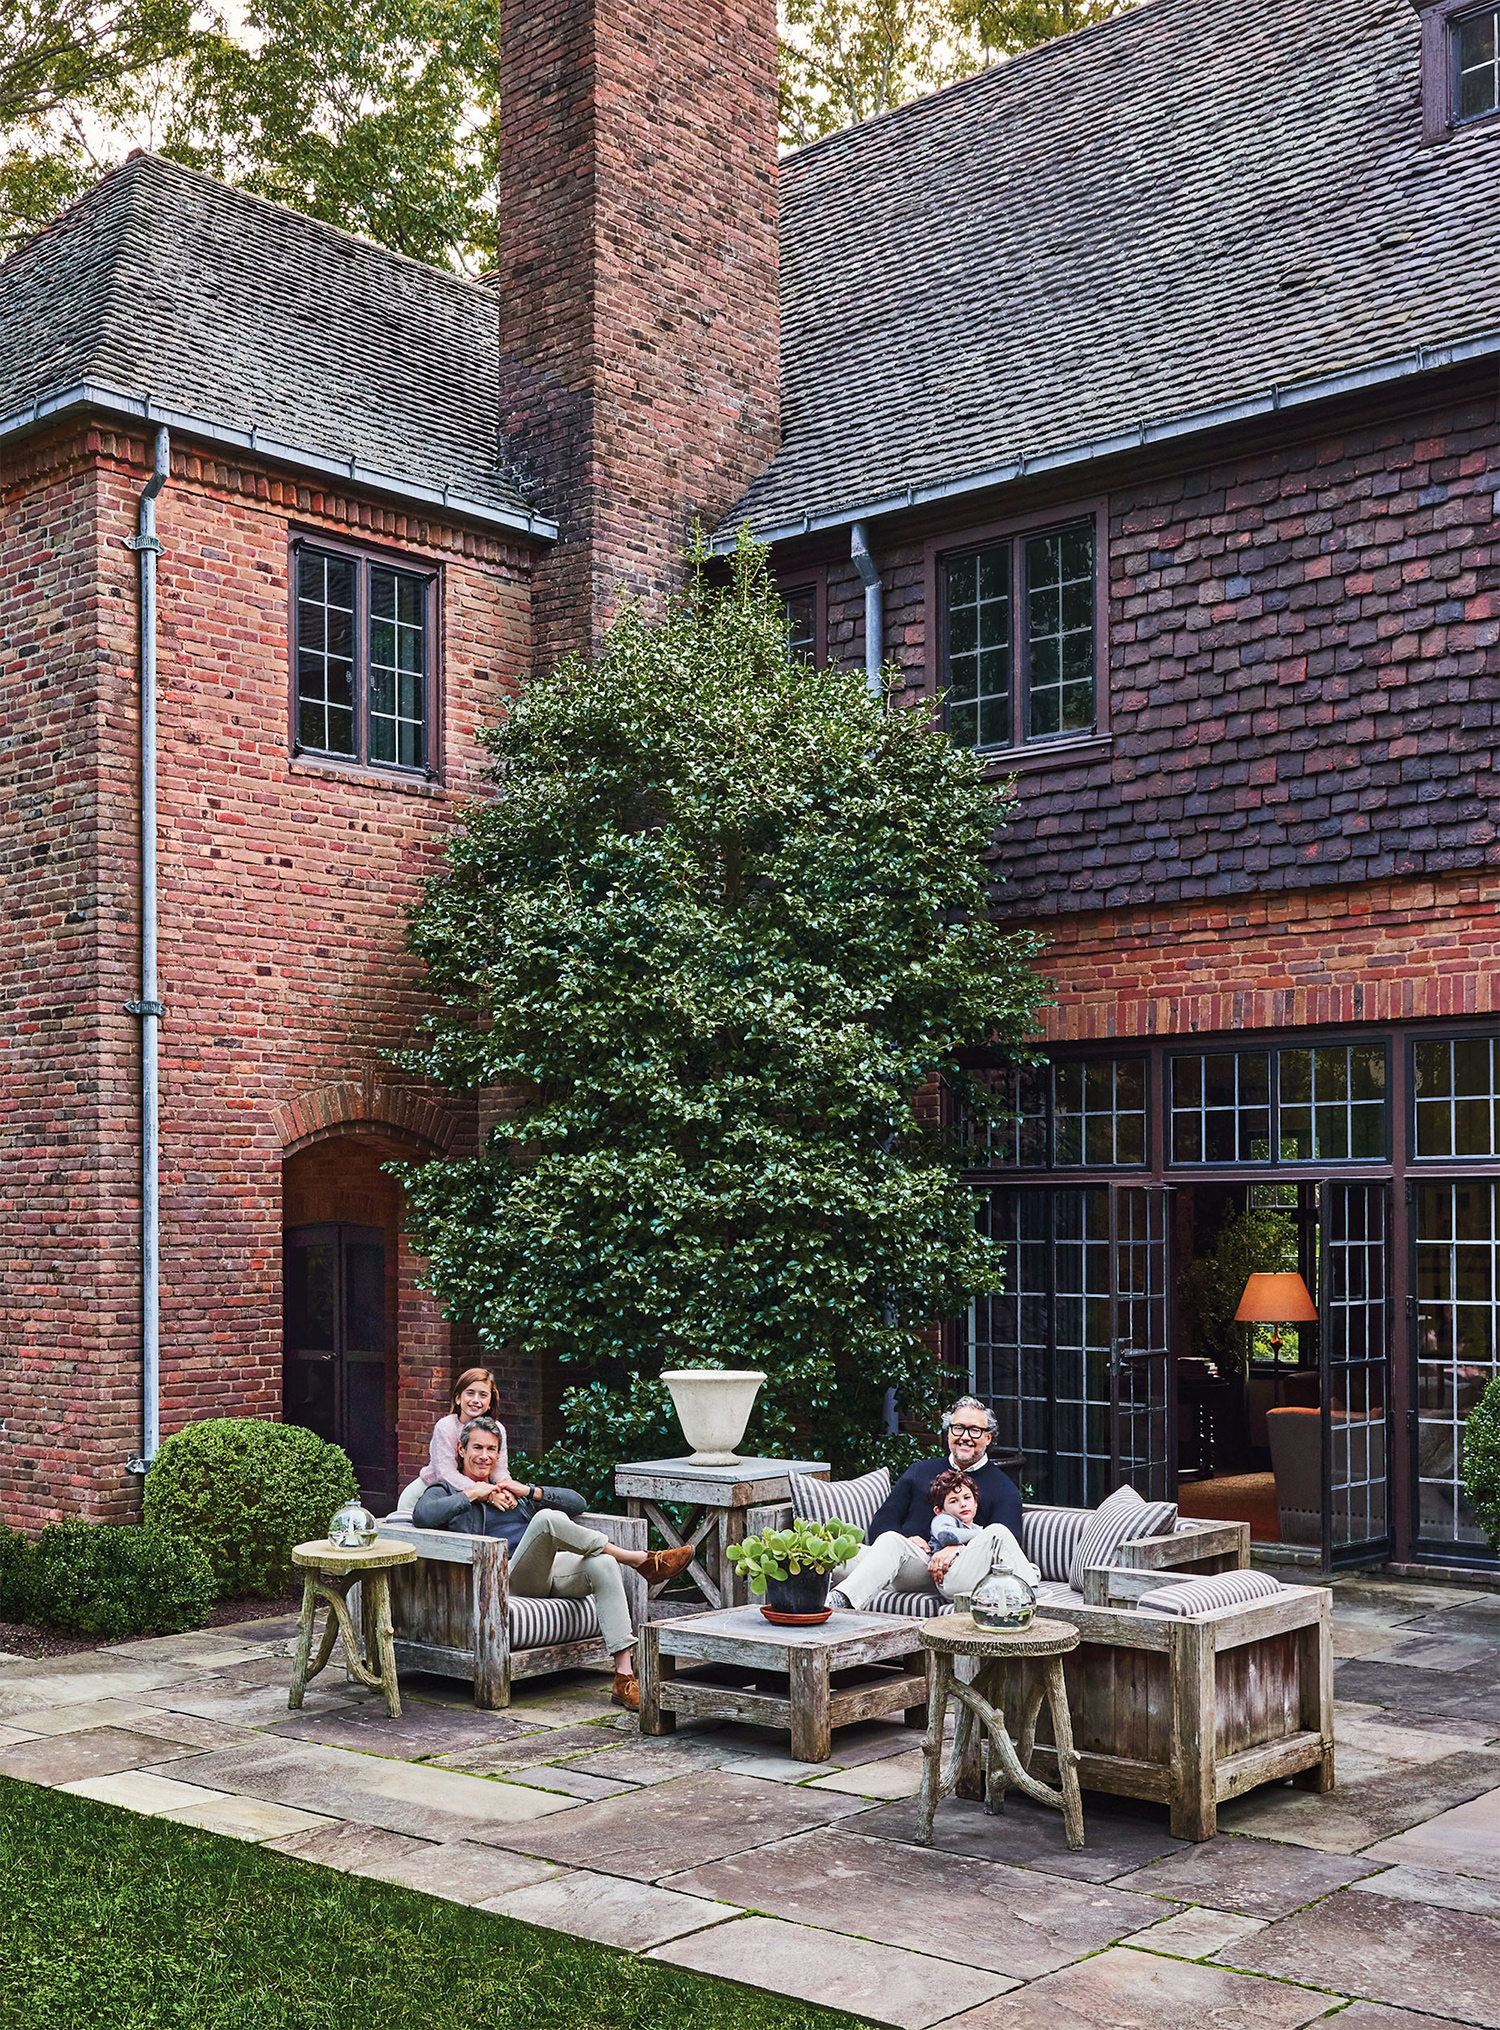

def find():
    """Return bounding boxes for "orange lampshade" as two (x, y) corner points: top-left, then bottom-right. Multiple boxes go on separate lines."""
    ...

(1234, 1272), (1318, 1324)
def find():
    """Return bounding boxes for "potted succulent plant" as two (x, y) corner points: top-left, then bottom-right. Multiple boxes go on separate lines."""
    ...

(726, 1517), (864, 1624)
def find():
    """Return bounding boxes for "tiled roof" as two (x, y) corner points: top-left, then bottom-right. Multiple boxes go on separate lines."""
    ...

(725, 0), (1500, 541)
(0, 152), (549, 534)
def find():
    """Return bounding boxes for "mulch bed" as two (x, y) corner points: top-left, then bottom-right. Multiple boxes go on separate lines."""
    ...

(0, 1591), (303, 1662)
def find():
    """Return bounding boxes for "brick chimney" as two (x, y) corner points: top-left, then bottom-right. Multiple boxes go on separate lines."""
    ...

(496, 0), (780, 672)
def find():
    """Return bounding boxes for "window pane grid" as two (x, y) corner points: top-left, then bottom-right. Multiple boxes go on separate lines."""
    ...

(1457, 5), (1500, 120)
(1025, 525), (1094, 740)
(1281, 1046), (1387, 1161)
(1414, 1037), (1500, 1159)
(963, 1058), (1146, 1170)
(946, 543), (1011, 751)
(1416, 1180), (1500, 1548)
(1171, 1046), (1389, 1164)
(368, 566), (426, 770)
(296, 550), (356, 757)
(295, 547), (428, 772)
(783, 587), (816, 665)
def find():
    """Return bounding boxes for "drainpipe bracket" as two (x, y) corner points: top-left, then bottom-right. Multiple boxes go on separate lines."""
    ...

(124, 534), (162, 554)
(125, 1455), (150, 1477)
(125, 999), (166, 1018)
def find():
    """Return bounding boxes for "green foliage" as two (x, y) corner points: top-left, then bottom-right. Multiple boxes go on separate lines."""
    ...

(0, 0), (500, 265)
(397, 533), (1046, 1493)
(0, 1523), (32, 1620)
(1462, 1375), (1500, 1551)
(144, 1418), (357, 1597)
(22, 1522), (215, 1640)
(1177, 1205), (1300, 1373)
(727, 1517), (864, 1594)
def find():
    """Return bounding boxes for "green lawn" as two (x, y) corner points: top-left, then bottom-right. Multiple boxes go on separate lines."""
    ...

(0, 1776), (869, 2030)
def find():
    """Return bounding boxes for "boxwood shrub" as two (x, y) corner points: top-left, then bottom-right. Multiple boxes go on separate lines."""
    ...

(26, 1522), (216, 1640)
(1463, 1375), (1500, 1551)
(144, 1418), (358, 1596)
(0, 1524), (32, 1621)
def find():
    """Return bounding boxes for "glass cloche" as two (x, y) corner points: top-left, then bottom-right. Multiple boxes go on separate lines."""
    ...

(328, 1503), (377, 1549)
(966, 1566), (1037, 1632)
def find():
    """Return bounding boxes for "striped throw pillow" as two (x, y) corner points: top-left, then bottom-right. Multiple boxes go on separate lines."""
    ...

(507, 1595), (599, 1649)
(1068, 1486), (1178, 1591)
(790, 1467), (891, 1536)
(862, 1587), (955, 1619)
(1135, 1569), (1283, 1617)
(1022, 1506), (1093, 1584)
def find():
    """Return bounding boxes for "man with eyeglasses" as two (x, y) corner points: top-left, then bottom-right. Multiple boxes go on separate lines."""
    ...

(828, 1395), (1031, 1613)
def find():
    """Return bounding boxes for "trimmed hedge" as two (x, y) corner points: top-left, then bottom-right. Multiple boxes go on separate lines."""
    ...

(144, 1419), (358, 1596)
(23, 1522), (216, 1640)
(1463, 1375), (1500, 1551)
(0, 1525), (30, 1621)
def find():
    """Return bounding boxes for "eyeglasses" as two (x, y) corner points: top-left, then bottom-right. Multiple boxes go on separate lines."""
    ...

(948, 1423), (989, 1439)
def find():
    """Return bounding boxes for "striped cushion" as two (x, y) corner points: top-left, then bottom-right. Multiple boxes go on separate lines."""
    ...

(1135, 1569), (1283, 1617)
(790, 1467), (891, 1536)
(507, 1595), (600, 1649)
(862, 1587), (955, 1619)
(1068, 1487), (1178, 1591)
(1022, 1506), (1093, 1584)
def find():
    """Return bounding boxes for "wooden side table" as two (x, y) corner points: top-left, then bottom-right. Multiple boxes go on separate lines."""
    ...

(289, 1537), (416, 1720)
(916, 1614), (1085, 1852)
(614, 1455), (829, 1611)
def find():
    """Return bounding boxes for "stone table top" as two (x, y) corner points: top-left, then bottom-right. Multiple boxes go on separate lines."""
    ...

(291, 1538), (417, 1575)
(614, 1456), (830, 1501)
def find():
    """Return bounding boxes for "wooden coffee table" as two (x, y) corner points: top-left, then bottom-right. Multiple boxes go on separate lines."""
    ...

(637, 1605), (931, 1762)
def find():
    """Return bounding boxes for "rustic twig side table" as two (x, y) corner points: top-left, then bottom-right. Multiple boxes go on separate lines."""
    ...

(289, 1537), (416, 1720)
(916, 1613), (1085, 1852)
(613, 1455), (829, 1611)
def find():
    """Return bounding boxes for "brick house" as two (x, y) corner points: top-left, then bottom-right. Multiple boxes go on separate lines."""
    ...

(3, 0), (1498, 1573)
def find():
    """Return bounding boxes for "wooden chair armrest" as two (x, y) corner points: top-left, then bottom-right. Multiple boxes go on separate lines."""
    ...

(1114, 1521), (1250, 1574)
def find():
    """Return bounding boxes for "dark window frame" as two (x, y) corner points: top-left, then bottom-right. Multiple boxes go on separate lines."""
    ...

(1419, 0), (1500, 139)
(1165, 1039), (1393, 1168)
(776, 566), (828, 669)
(958, 1051), (1150, 1173)
(287, 532), (441, 779)
(925, 500), (1109, 765)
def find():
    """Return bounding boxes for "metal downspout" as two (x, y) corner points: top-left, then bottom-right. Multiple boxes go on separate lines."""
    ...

(126, 428), (169, 1472)
(850, 521), (883, 697)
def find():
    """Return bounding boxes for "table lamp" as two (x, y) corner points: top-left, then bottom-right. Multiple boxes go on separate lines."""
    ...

(1234, 1272), (1317, 1358)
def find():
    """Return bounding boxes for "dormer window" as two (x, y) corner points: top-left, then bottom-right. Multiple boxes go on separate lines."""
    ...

(1457, 3), (1500, 119)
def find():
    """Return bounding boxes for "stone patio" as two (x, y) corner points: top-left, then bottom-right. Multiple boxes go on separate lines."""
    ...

(1, 1573), (1497, 2028)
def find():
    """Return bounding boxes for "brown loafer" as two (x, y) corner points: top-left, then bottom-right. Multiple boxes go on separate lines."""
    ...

(611, 1672), (641, 1712)
(639, 1545), (695, 1585)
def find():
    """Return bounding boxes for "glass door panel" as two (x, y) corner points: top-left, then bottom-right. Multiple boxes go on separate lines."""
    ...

(1110, 1184), (1173, 1500)
(1320, 1181), (1390, 1563)
(1414, 1180), (1500, 1553)
(283, 1222), (391, 1504)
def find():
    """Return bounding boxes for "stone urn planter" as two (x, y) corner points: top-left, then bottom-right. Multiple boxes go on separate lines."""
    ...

(661, 1369), (766, 1464)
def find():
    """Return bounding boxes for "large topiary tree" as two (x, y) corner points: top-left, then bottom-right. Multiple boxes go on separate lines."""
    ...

(396, 536), (1049, 1501)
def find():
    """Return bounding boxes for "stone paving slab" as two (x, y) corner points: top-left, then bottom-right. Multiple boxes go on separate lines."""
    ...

(0, 1664), (198, 1718)
(267, 1699), (527, 1762)
(160, 1738), (578, 1844)
(0, 1725), (204, 1787)
(60, 1769), (241, 1816)
(433, 1720), (631, 1776)
(4, 1698), (184, 1737)
(1130, 1906), (1268, 1961)
(716, 1753), (843, 1782)
(1217, 1748), (1500, 1853)
(112, 1633), (280, 1669)
(1231, 1890), (1500, 2028)
(1114, 1833), (1378, 1917)
(807, 1750), (925, 1799)
(148, 1676), (369, 1728)
(1370, 1636), (1500, 1674)
(0, 1722), (39, 1745)
(929, 1945), (1339, 2029)
(499, 1763), (638, 1800)
(1363, 1791), (1500, 1880)
(1332, 1661), (1499, 1733)
(1399, 1602), (1500, 1639)
(160, 1792), (337, 1842)
(115, 1709), (266, 1752)
(1323, 2006), (1488, 2029)
(853, 1794), (1187, 1884)
(358, 1838), (561, 1904)
(481, 1769), (871, 1878)
(666, 1826), (1177, 1980)
(651, 1914), (1017, 2029)
(1352, 1865), (1500, 1918)
(561, 1736), (763, 1787)
(481, 1868), (742, 1949)
(263, 1821), (438, 1874)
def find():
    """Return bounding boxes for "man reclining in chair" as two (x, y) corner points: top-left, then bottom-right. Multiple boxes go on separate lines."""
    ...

(412, 1416), (692, 1711)
(829, 1396), (1038, 1613)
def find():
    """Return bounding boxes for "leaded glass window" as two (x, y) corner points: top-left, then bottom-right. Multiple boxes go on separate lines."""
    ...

(963, 1066), (1048, 1168)
(1457, 5), (1500, 120)
(1054, 1058), (1146, 1166)
(783, 587), (817, 665)
(1171, 1052), (1271, 1162)
(295, 545), (430, 772)
(1415, 1180), (1500, 1547)
(1414, 1036), (1500, 1157)
(1280, 1046), (1387, 1161)
(1025, 525), (1095, 740)
(946, 545), (1011, 751)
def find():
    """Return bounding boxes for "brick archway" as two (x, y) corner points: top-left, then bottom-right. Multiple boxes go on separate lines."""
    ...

(274, 1076), (460, 1159)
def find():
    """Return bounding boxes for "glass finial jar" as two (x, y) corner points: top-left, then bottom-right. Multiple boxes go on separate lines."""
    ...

(328, 1503), (377, 1549)
(966, 1566), (1037, 1631)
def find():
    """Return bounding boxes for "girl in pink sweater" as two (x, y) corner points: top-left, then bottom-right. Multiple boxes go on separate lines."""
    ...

(420, 1367), (531, 1500)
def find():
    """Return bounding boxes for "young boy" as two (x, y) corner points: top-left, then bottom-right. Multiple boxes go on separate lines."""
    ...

(926, 1467), (983, 1551)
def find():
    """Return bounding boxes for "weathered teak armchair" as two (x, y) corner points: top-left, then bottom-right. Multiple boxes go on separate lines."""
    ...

(374, 1511), (647, 1709)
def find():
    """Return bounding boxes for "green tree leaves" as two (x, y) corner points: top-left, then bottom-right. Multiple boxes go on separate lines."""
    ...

(397, 536), (1047, 1493)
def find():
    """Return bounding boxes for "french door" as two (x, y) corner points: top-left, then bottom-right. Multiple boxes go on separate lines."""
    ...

(970, 1184), (1173, 1505)
(1319, 1180), (1390, 1564)
(283, 1222), (392, 1504)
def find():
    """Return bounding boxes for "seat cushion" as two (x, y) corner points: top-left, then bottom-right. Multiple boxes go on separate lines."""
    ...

(861, 1587), (954, 1618)
(1135, 1569), (1284, 1617)
(1035, 1579), (1085, 1609)
(507, 1595), (600, 1648)
(1022, 1506), (1092, 1584)
(1067, 1486), (1178, 1591)
(790, 1466), (891, 1535)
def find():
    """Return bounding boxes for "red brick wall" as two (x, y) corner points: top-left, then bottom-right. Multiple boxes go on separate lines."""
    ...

(0, 421), (536, 1527)
(496, 0), (780, 671)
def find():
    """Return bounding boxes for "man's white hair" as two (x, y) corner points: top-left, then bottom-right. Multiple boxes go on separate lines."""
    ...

(941, 1395), (997, 1434)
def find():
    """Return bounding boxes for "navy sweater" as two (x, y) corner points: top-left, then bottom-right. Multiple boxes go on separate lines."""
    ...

(865, 1456), (1022, 1545)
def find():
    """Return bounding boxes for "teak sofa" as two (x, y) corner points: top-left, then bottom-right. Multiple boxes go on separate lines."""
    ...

(768, 1480), (1334, 1841)
(374, 1510), (647, 1708)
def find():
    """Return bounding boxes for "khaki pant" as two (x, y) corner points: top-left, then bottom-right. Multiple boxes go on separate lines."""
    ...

(508, 1508), (634, 1656)
(836, 1524), (1039, 1613)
